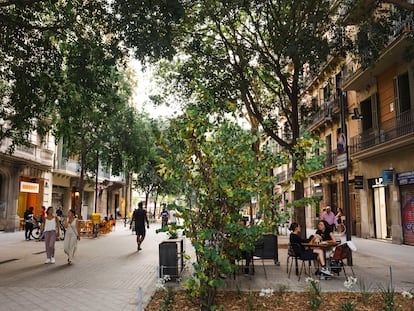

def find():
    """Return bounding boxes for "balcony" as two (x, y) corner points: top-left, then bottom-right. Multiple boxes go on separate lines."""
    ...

(276, 168), (292, 184)
(349, 110), (414, 154)
(307, 96), (341, 132)
(343, 14), (414, 92)
(309, 148), (339, 178)
(0, 138), (54, 168)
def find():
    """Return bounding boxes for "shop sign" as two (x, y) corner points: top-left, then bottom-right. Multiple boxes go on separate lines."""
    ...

(397, 171), (414, 185)
(382, 169), (394, 185)
(354, 176), (363, 189)
(372, 178), (384, 188)
(337, 153), (347, 170)
(20, 181), (39, 193)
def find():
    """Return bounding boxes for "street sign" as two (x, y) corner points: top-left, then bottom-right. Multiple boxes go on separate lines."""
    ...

(337, 153), (347, 170)
(354, 176), (363, 189)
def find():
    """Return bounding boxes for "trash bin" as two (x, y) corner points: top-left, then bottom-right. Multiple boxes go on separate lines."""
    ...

(159, 241), (178, 281)
(159, 238), (184, 281)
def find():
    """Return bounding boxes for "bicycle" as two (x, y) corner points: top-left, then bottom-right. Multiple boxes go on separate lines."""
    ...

(335, 223), (346, 236)
(30, 218), (41, 240)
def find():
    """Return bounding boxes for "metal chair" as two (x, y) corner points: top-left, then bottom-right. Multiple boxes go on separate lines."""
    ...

(290, 242), (318, 281)
(330, 243), (355, 278)
(287, 243), (300, 277)
(252, 240), (267, 279)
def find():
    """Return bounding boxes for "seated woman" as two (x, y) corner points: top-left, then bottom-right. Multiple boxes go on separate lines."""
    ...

(313, 220), (336, 243)
(289, 222), (333, 277)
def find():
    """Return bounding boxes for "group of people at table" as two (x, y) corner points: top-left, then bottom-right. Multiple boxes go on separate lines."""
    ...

(289, 219), (337, 277)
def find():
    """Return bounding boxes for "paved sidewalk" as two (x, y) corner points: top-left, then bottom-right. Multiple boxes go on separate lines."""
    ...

(1, 223), (413, 311)
(0, 222), (168, 311)
(219, 233), (414, 293)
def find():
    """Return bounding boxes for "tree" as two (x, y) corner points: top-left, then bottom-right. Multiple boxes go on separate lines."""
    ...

(0, 1), (123, 149)
(53, 11), (149, 216)
(155, 0), (334, 236)
(133, 118), (181, 217)
(160, 106), (280, 310)
(0, 0), (185, 149)
(352, 0), (414, 12)
(110, 0), (185, 61)
(0, 0), (65, 150)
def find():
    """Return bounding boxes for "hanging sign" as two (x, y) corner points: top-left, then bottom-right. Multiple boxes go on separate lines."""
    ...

(20, 181), (39, 193)
(397, 171), (414, 185)
(382, 169), (394, 185)
(354, 176), (364, 189)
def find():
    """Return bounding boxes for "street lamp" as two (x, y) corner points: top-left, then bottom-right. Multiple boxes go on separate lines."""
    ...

(339, 90), (353, 265)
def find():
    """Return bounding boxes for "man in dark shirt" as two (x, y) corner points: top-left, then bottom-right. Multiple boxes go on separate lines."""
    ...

(132, 202), (149, 251)
(24, 206), (35, 240)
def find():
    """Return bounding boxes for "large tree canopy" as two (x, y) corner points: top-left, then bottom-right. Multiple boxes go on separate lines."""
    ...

(0, 0), (184, 150)
(154, 0), (336, 235)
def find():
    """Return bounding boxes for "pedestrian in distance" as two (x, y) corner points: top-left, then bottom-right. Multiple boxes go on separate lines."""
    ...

(40, 206), (60, 264)
(160, 207), (169, 229)
(23, 206), (35, 241)
(168, 207), (178, 225)
(63, 209), (80, 265)
(131, 202), (149, 251)
(321, 206), (338, 232)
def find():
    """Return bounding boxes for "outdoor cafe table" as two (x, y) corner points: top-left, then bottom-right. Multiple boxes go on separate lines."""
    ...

(302, 240), (339, 269)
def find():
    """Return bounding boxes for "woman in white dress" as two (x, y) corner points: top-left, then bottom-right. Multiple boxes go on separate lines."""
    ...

(64, 209), (80, 265)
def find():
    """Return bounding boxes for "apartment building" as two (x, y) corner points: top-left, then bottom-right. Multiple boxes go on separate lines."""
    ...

(305, 8), (414, 246)
(0, 132), (130, 232)
(0, 134), (54, 231)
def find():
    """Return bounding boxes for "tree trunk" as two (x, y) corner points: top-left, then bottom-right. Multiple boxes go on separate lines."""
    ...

(294, 180), (306, 239)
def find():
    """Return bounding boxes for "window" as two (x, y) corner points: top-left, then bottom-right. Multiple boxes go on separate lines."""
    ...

(360, 98), (373, 131)
(396, 72), (411, 113)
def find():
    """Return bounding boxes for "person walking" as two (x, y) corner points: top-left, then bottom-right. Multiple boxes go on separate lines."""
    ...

(168, 207), (178, 225)
(160, 207), (169, 229)
(132, 202), (149, 251)
(23, 206), (35, 241)
(321, 206), (338, 232)
(63, 209), (80, 265)
(40, 206), (60, 264)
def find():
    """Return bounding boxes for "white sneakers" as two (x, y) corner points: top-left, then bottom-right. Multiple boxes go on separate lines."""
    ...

(45, 258), (51, 264)
(44, 257), (55, 264)
(321, 267), (333, 276)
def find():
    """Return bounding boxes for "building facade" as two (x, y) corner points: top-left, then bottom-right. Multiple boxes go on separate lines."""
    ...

(305, 8), (414, 246)
(0, 133), (131, 232)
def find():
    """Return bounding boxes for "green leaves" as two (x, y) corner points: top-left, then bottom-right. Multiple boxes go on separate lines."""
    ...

(159, 108), (280, 308)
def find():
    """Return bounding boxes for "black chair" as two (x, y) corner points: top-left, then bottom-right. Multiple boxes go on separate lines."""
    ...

(252, 240), (267, 279)
(232, 250), (253, 279)
(251, 234), (279, 279)
(290, 242), (318, 281)
(330, 243), (355, 278)
(287, 243), (300, 277)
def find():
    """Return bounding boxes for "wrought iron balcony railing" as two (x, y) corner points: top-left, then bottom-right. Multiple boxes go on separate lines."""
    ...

(349, 110), (414, 154)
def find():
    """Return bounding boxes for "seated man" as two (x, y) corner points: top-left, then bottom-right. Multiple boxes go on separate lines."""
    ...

(289, 222), (333, 277)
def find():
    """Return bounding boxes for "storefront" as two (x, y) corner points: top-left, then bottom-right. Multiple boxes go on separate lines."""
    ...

(397, 171), (414, 246)
(368, 177), (391, 240)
